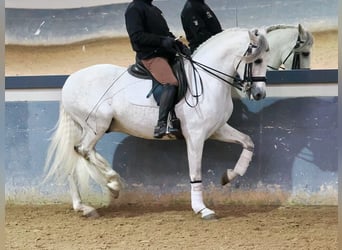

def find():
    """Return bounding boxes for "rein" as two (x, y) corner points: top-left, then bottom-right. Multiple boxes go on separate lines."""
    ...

(267, 35), (304, 70)
(179, 42), (266, 106)
(187, 58), (244, 90)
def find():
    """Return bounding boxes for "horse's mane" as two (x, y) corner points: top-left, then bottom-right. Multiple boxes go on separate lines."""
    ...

(192, 28), (250, 55)
(266, 24), (314, 50)
(192, 28), (269, 63)
(266, 24), (297, 33)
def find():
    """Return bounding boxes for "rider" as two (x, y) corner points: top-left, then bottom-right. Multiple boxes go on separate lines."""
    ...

(125, 0), (190, 138)
(181, 0), (223, 53)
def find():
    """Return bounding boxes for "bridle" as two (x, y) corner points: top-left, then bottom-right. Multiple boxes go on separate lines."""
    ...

(235, 43), (267, 93)
(178, 42), (267, 106)
(182, 41), (267, 91)
(267, 35), (305, 70)
(177, 41), (267, 106)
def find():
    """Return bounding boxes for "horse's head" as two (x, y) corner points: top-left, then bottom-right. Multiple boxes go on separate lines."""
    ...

(266, 24), (314, 70)
(236, 29), (269, 100)
(293, 24), (314, 69)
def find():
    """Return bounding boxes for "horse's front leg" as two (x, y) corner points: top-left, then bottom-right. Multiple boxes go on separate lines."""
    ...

(211, 123), (254, 185)
(185, 136), (217, 220)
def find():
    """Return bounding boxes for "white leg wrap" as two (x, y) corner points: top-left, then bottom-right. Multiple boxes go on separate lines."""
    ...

(227, 169), (238, 181)
(191, 183), (206, 214)
(233, 148), (253, 176)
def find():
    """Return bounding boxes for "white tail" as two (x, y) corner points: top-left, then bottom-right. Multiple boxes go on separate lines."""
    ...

(44, 106), (123, 194)
(44, 105), (83, 183)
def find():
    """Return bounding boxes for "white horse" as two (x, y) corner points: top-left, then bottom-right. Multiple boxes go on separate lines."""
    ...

(266, 24), (314, 70)
(44, 28), (269, 219)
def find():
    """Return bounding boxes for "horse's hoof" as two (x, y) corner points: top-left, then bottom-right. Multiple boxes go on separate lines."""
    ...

(107, 180), (121, 191)
(202, 213), (218, 220)
(109, 189), (120, 199)
(221, 172), (229, 186)
(200, 208), (217, 220)
(83, 209), (100, 218)
(107, 181), (120, 199)
(222, 169), (238, 185)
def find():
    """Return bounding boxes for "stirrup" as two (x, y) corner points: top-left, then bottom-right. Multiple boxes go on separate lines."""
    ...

(167, 126), (183, 139)
(167, 118), (183, 139)
(170, 117), (181, 130)
(154, 121), (167, 138)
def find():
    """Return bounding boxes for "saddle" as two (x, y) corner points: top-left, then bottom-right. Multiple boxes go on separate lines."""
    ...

(128, 56), (188, 105)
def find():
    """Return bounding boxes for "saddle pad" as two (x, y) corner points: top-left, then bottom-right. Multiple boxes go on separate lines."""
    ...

(124, 80), (158, 108)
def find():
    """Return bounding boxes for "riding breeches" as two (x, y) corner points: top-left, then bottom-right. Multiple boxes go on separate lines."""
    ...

(141, 57), (178, 86)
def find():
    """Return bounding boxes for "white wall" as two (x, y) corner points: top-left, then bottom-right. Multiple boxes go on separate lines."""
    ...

(6, 0), (131, 9)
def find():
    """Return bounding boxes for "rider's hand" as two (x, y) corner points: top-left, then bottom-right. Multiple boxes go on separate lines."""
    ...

(161, 37), (176, 51)
(175, 40), (191, 57)
(181, 45), (191, 57)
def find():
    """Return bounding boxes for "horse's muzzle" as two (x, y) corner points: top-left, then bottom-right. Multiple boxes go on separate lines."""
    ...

(251, 87), (266, 100)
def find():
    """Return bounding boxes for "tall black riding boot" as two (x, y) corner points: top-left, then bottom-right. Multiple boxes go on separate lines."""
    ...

(154, 84), (177, 138)
(170, 109), (180, 130)
(168, 109), (183, 139)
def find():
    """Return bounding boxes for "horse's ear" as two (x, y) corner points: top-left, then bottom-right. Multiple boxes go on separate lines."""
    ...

(298, 24), (304, 35)
(248, 30), (257, 42)
(254, 29), (259, 36)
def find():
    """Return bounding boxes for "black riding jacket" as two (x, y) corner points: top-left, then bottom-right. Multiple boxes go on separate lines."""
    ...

(181, 0), (222, 52)
(125, 0), (176, 60)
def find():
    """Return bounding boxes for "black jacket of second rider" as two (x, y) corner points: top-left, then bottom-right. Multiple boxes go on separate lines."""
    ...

(181, 0), (222, 53)
(125, 0), (176, 60)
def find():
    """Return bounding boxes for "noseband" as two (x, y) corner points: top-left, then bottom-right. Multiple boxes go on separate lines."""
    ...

(236, 43), (267, 91)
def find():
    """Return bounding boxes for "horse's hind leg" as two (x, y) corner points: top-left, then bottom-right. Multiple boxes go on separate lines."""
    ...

(74, 117), (122, 198)
(211, 123), (254, 185)
(68, 173), (99, 218)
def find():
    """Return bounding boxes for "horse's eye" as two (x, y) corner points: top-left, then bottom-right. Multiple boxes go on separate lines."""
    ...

(254, 58), (263, 64)
(302, 52), (310, 57)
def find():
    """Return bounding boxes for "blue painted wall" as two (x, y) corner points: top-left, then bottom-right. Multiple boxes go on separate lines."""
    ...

(5, 96), (338, 204)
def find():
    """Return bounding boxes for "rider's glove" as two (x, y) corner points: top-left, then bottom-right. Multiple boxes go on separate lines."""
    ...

(175, 40), (191, 57)
(161, 37), (177, 52)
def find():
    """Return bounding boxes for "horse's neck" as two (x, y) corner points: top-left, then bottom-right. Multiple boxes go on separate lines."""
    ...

(184, 35), (247, 101)
(192, 31), (248, 75)
(273, 28), (298, 48)
(183, 58), (233, 109)
(268, 28), (298, 67)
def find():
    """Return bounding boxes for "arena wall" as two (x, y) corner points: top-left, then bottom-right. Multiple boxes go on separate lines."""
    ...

(5, 0), (338, 45)
(5, 71), (338, 205)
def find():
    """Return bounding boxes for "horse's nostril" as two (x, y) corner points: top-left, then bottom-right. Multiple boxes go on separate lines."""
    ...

(253, 91), (266, 100)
